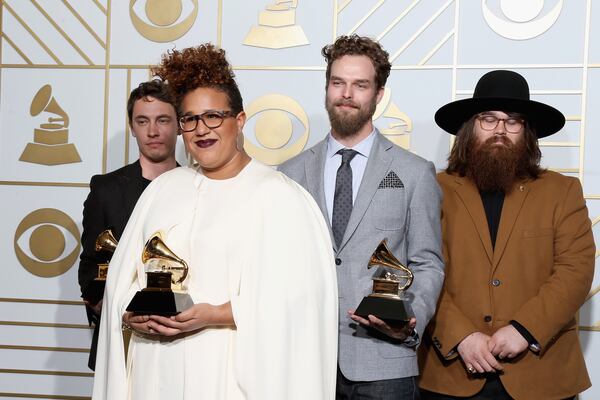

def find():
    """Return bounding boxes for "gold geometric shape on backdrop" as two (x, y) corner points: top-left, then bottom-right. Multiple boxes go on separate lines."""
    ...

(19, 84), (81, 166)
(243, 0), (309, 49)
(130, 0), (198, 43)
(14, 208), (81, 278)
(243, 94), (309, 165)
(373, 87), (412, 150)
(2, 0), (105, 65)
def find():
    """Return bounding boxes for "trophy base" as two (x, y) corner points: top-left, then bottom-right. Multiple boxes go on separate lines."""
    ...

(81, 279), (105, 305)
(354, 296), (414, 323)
(126, 290), (194, 316)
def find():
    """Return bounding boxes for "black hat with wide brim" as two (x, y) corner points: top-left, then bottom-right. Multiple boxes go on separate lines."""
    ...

(435, 70), (565, 138)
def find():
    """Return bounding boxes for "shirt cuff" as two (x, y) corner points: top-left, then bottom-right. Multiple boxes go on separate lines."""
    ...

(403, 329), (420, 348)
(510, 320), (540, 353)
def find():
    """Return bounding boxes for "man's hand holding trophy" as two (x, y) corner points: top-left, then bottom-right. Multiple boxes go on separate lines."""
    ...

(352, 239), (416, 340)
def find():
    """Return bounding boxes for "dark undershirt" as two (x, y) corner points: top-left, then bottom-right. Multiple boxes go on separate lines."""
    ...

(479, 190), (539, 348)
(480, 191), (504, 248)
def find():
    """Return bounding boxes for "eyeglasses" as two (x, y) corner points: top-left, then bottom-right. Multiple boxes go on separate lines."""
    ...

(179, 110), (233, 132)
(477, 114), (525, 133)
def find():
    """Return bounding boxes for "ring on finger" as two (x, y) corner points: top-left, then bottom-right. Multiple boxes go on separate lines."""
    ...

(467, 365), (476, 374)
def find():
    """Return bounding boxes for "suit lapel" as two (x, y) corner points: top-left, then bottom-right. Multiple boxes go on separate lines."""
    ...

(492, 181), (530, 271)
(339, 133), (392, 251)
(119, 161), (146, 226)
(304, 138), (335, 247)
(453, 176), (494, 264)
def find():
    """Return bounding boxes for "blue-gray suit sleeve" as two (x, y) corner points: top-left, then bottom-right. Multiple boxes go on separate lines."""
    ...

(406, 162), (444, 340)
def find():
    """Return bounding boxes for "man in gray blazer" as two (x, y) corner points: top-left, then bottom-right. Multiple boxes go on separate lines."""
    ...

(279, 35), (444, 399)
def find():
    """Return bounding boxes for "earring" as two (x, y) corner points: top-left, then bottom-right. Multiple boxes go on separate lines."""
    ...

(236, 130), (245, 152)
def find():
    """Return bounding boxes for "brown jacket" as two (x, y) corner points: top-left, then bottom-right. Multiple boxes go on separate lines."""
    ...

(419, 171), (594, 400)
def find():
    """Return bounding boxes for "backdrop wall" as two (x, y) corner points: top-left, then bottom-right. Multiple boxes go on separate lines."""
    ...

(0, 1), (598, 398)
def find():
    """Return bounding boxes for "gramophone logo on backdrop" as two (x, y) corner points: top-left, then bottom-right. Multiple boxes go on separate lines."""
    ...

(130, 0), (198, 42)
(14, 208), (81, 277)
(19, 84), (81, 166)
(374, 88), (412, 150)
(482, 0), (563, 40)
(243, 0), (309, 49)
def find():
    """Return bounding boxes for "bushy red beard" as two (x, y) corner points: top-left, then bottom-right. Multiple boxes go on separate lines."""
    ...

(466, 135), (528, 193)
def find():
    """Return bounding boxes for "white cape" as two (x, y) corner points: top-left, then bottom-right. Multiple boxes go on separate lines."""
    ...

(92, 160), (338, 399)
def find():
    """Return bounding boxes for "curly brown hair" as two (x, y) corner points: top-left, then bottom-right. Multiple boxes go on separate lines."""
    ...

(322, 34), (391, 89)
(152, 43), (243, 115)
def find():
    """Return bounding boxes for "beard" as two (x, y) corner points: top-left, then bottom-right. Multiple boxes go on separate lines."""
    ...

(326, 96), (377, 138)
(466, 135), (528, 193)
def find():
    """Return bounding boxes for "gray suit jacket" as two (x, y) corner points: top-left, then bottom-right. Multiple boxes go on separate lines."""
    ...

(279, 131), (444, 381)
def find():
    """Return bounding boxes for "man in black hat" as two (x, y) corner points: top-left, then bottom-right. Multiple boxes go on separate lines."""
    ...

(418, 70), (594, 399)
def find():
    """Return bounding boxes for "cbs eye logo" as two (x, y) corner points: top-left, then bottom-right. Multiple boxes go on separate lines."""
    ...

(130, 0), (198, 42)
(482, 0), (563, 40)
(243, 94), (309, 166)
(14, 208), (81, 277)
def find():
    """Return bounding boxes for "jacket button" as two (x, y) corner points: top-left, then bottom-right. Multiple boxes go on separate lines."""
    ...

(484, 315), (492, 322)
(335, 258), (341, 265)
(491, 279), (501, 287)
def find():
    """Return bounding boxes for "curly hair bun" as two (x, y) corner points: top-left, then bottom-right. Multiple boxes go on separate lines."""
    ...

(152, 43), (236, 104)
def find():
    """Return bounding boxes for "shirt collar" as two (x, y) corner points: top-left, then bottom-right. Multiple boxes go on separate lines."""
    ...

(326, 129), (376, 160)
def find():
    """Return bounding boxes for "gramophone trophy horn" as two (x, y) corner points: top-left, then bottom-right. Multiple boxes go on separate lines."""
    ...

(368, 239), (414, 295)
(354, 239), (415, 323)
(95, 229), (118, 253)
(81, 229), (118, 304)
(141, 233), (188, 285)
(127, 232), (193, 316)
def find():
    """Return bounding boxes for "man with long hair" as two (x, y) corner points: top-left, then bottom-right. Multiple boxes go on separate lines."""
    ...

(419, 70), (595, 400)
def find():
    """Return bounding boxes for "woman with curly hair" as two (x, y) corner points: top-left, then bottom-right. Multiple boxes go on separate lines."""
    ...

(92, 44), (338, 400)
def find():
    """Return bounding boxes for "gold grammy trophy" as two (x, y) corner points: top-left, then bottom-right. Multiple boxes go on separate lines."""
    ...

(243, 0), (309, 49)
(354, 239), (415, 323)
(19, 84), (81, 165)
(126, 232), (193, 315)
(82, 229), (117, 304)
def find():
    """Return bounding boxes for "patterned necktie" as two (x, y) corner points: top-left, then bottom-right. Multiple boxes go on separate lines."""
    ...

(332, 149), (358, 248)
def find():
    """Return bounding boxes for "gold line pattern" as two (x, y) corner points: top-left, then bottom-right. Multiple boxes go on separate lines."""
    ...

(347, 0), (385, 35)
(217, 0), (223, 48)
(338, 0), (352, 13)
(0, 181), (88, 187)
(590, 215), (600, 226)
(3, 2), (62, 64)
(60, 0), (106, 49)
(1, 32), (33, 64)
(376, 0), (420, 41)
(0, 369), (93, 377)
(91, 0), (106, 15)
(579, 0), (592, 184)
(389, 0), (453, 63)
(538, 142), (579, 147)
(0, 393), (90, 400)
(101, 0), (112, 174)
(587, 285), (600, 301)
(0, 297), (83, 305)
(418, 29), (453, 65)
(0, 321), (91, 329)
(30, 0), (94, 65)
(125, 69), (131, 165)
(0, 344), (88, 353)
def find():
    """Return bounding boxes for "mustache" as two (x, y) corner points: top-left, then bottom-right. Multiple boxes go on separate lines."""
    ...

(334, 99), (359, 108)
(482, 135), (512, 147)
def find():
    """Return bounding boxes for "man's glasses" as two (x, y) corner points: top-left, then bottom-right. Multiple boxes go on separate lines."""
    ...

(477, 114), (525, 134)
(179, 110), (233, 132)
